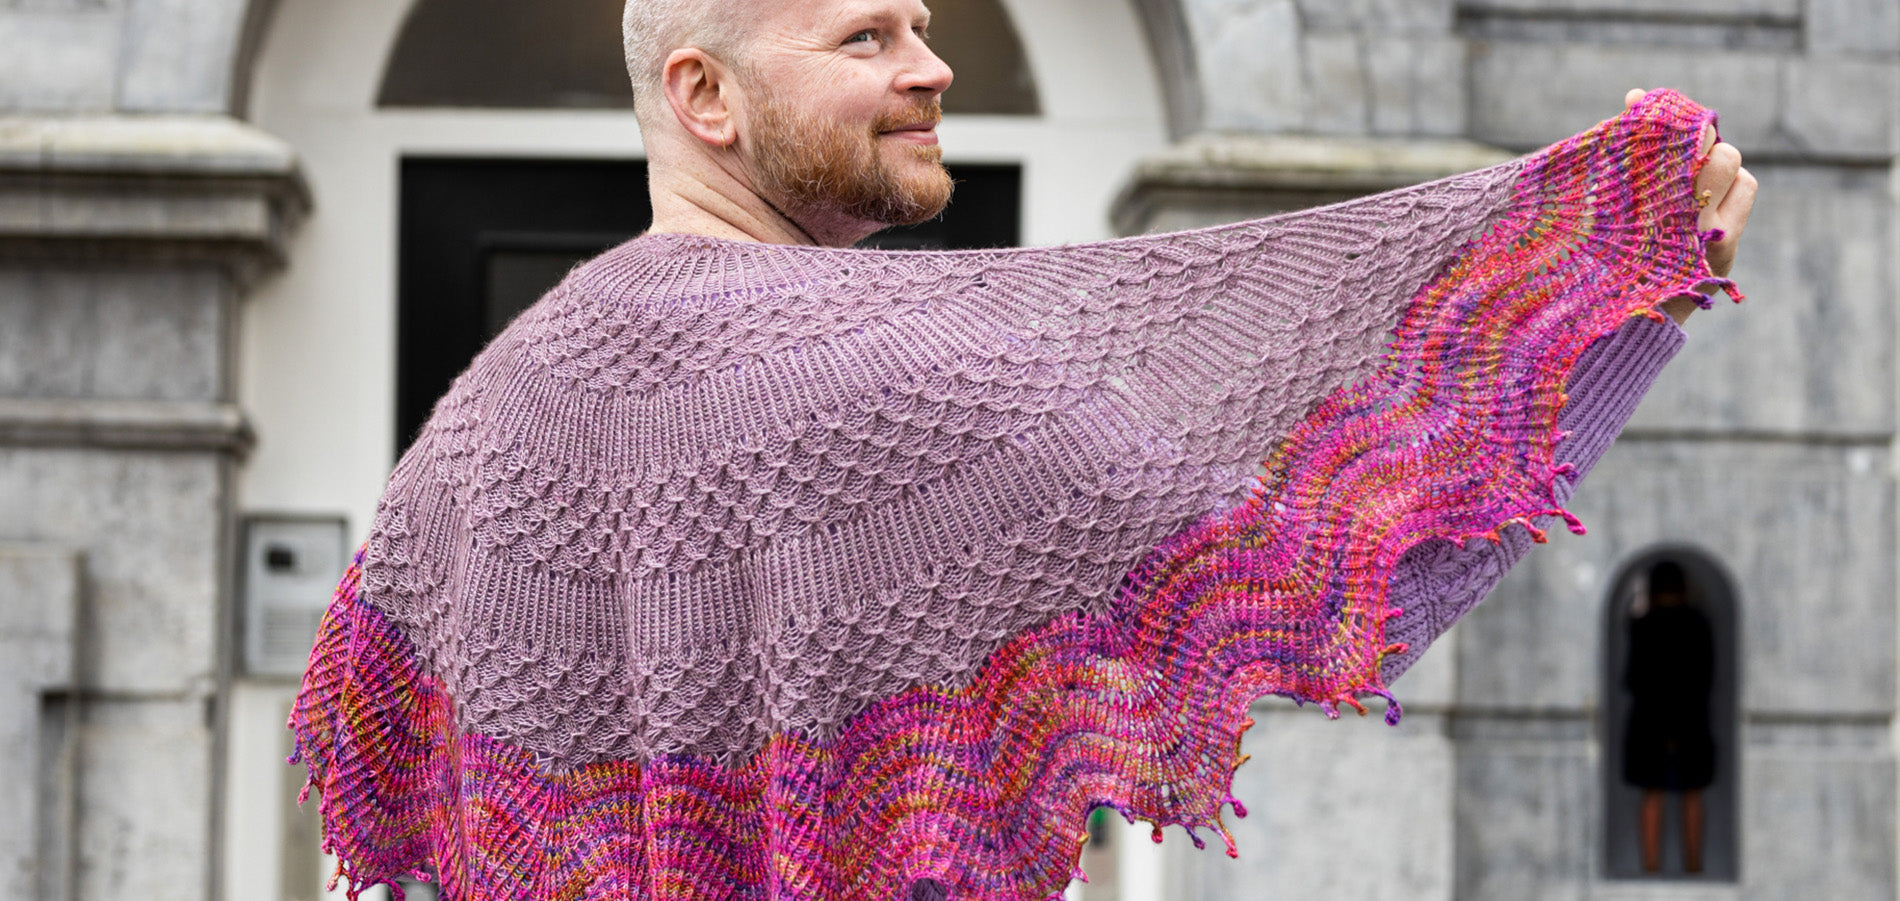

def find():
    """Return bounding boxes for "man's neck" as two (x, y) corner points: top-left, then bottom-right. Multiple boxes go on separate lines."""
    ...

(645, 137), (874, 248)
(648, 168), (817, 245)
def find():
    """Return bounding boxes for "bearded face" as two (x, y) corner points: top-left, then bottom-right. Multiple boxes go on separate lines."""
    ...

(743, 88), (954, 231)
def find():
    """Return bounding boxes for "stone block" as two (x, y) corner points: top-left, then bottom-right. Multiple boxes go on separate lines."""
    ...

(0, 448), (224, 693)
(1629, 164), (1893, 436)
(1453, 527), (1604, 711)
(117, 0), (248, 113)
(1780, 58), (1899, 159)
(33, 181), (278, 240)
(1452, 733), (1592, 901)
(1171, 703), (1455, 900)
(1457, 0), (1798, 16)
(1807, 0), (1900, 55)
(72, 698), (211, 901)
(1459, 13), (1799, 52)
(0, 10), (118, 113)
(1189, 0), (1309, 133)
(1367, 37), (1466, 136)
(0, 544), (80, 901)
(1468, 43), (1781, 152)
(0, 265), (229, 402)
(0, 115), (302, 176)
(1365, 37), (1412, 135)
(1305, 34), (1368, 134)
(1740, 743), (1895, 898)
(1390, 620), (1459, 709)
(1460, 441), (1894, 716)
(0, 543), (80, 686)
(1294, 0), (1454, 34)
(1588, 884), (1738, 901)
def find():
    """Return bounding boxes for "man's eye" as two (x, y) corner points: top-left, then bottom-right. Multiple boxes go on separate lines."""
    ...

(845, 30), (876, 44)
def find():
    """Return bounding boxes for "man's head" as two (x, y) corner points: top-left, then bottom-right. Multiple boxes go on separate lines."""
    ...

(624, 0), (955, 246)
(621, 0), (738, 123)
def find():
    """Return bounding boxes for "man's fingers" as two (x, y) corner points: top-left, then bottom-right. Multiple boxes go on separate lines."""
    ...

(1717, 166), (1757, 240)
(1695, 143), (1743, 231)
(1701, 164), (1755, 279)
(1625, 87), (1645, 110)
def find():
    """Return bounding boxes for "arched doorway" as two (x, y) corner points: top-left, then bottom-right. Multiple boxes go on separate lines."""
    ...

(376, 0), (1041, 115)
(1600, 546), (1741, 882)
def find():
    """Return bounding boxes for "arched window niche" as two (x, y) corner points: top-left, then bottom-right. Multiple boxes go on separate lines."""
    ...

(1600, 546), (1741, 882)
(376, 0), (1042, 115)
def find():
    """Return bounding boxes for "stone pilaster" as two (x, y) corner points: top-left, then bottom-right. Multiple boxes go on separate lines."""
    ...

(1110, 131), (1512, 234)
(0, 115), (304, 901)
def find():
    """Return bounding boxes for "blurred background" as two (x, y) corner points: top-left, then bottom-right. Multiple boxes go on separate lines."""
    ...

(0, 0), (1894, 898)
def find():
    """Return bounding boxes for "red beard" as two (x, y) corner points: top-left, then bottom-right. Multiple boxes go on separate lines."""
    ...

(746, 93), (954, 230)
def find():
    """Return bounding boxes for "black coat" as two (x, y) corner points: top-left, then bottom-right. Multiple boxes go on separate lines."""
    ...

(1621, 603), (1716, 790)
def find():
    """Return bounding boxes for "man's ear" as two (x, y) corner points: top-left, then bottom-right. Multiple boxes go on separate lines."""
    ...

(662, 48), (738, 149)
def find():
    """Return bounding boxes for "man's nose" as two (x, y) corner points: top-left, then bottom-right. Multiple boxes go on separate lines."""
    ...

(899, 38), (954, 96)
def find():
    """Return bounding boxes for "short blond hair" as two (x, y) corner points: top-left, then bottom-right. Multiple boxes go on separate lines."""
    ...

(622, 0), (749, 121)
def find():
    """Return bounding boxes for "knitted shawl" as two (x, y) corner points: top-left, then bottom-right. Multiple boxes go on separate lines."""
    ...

(291, 90), (1738, 900)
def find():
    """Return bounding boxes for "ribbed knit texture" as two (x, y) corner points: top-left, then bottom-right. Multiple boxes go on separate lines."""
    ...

(291, 90), (1738, 900)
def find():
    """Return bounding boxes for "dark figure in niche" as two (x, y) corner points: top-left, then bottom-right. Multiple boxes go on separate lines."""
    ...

(1621, 559), (1716, 873)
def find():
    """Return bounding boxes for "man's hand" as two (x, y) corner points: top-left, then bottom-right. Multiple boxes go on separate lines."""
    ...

(1624, 88), (1757, 323)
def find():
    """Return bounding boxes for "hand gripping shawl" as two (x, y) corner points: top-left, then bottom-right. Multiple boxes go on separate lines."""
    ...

(290, 90), (1741, 900)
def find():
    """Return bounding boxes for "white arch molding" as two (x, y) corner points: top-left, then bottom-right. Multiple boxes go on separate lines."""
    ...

(228, 1), (1170, 899)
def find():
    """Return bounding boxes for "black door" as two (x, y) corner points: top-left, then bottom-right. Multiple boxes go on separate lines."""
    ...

(396, 158), (1021, 455)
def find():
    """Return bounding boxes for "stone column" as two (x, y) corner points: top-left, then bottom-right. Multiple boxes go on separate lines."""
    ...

(0, 116), (305, 901)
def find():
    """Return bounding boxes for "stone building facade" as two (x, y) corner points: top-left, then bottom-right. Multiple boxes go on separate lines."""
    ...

(0, 1), (1893, 900)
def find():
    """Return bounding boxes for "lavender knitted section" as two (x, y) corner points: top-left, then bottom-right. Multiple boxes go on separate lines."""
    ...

(363, 161), (1529, 767)
(1380, 314), (1685, 682)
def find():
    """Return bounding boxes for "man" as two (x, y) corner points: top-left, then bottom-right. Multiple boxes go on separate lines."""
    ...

(289, 1), (1757, 898)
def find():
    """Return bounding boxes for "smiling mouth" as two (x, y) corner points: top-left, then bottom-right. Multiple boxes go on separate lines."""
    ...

(877, 121), (940, 149)
(877, 119), (939, 140)
(873, 102), (943, 140)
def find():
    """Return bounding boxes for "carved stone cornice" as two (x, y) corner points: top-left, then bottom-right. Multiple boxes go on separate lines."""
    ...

(0, 115), (310, 285)
(1111, 132), (1516, 236)
(0, 397), (255, 458)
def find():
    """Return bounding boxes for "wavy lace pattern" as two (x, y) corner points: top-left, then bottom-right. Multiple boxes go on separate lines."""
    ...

(292, 90), (1736, 901)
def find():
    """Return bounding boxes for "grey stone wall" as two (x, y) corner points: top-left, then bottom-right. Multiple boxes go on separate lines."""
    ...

(1138, 0), (1900, 898)
(1163, 0), (1898, 160)
(1460, 441), (1896, 899)
(0, 114), (302, 901)
(0, 6), (299, 898)
(0, 269), (234, 901)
